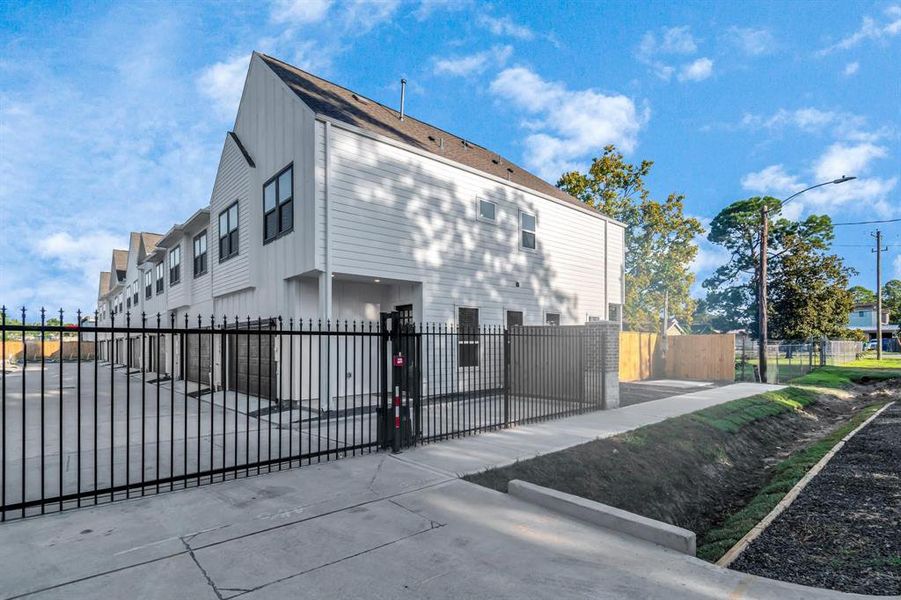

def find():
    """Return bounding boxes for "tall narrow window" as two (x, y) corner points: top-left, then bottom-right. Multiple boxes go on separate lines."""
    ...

(457, 307), (480, 368)
(168, 245), (181, 285)
(219, 202), (239, 261)
(520, 211), (536, 250)
(155, 262), (164, 294)
(126, 284), (132, 309)
(193, 230), (208, 277)
(263, 164), (293, 242)
(144, 271), (152, 299)
(132, 279), (138, 305)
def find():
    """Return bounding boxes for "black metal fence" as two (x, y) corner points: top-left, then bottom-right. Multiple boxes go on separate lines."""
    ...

(0, 307), (613, 520)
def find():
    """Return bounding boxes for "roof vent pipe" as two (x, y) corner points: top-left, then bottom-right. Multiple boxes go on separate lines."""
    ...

(399, 78), (406, 121)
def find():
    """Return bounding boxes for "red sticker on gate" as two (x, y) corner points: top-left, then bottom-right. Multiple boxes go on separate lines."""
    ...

(393, 354), (405, 367)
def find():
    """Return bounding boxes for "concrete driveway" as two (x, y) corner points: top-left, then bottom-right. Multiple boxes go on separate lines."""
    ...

(0, 382), (864, 600)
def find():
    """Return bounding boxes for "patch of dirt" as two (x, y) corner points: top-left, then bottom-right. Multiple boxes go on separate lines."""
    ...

(730, 393), (901, 596)
(465, 387), (881, 542)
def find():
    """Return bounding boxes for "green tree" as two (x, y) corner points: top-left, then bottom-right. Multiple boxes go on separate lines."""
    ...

(848, 285), (876, 304)
(558, 145), (703, 331)
(768, 232), (856, 339)
(702, 196), (835, 337)
(882, 279), (901, 326)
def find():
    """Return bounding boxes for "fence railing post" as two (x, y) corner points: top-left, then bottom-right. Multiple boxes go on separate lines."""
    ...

(503, 327), (510, 427)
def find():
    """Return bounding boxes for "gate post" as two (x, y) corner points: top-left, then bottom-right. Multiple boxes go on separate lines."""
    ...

(503, 327), (511, 427)
(379, 312), (390, 450)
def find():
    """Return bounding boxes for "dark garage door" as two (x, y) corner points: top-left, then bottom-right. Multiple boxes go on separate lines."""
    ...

(185, 331), (213, 386)
(228, 324), (276, 399)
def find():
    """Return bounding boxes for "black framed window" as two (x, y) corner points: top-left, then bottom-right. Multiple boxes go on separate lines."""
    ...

(263, 164), (293, 242)
(193, 230), (208, 277)
(458, 307), (480, 367)
(126, 284), (131, 309)
(477, 198), (496, 222)
(155, 262), (164, 294)
(545, 312), (560, 326)
(521, 211), (537, 250)
(132, 279), (138, 305)
(144, 271), (152, 299)
(219, 202), (239, 261)
(168, 245), (181, 285)
(506, 310), (523, 328)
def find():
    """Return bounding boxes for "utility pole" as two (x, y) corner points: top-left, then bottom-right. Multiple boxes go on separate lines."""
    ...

(758, 204), (769, 383)
(872, 230), (886, 360)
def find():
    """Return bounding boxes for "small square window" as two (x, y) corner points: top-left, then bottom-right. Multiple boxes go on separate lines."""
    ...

(477, 198), (496, 222)
(545, 313), (560, 326)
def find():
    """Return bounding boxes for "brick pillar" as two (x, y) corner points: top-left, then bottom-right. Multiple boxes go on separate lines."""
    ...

(583, 320), (620, 410)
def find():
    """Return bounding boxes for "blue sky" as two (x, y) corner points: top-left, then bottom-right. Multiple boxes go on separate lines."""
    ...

(1, 0), (899, 316)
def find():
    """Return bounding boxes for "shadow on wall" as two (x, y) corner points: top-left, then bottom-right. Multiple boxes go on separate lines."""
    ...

(334, 131), (576, 324)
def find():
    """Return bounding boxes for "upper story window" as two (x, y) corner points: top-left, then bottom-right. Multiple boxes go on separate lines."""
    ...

(193, 231), (208, 277)
(132, 279), (138, 305)
(155, 262), (164, 294)
(219, 202), (239, 261)
(477, 198), (496, 223)
(168, 245), (181, 285)
(520, 211), (537, 250)
(263, 164), (293, 242)
(144, 271), (152, 299)
(545, 313), (560, 326)
(126, 284), (132, 309)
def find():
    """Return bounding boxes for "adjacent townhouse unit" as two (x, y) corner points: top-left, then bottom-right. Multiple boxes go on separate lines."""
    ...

(847, 302), (900, 351)
(94, 51), (627, 403)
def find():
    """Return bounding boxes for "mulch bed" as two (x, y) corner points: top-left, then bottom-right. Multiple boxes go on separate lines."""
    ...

(730, 401), (901, 596)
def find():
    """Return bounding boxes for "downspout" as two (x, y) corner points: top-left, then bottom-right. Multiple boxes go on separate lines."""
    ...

(323, 120), (333, 320)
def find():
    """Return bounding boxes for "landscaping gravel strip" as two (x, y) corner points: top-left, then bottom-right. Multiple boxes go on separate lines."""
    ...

(730, 401), (901, 596)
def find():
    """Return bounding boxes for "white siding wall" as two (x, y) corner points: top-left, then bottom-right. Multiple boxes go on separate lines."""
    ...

(321, 122), (622, 325)
(210, 138), (253, 298)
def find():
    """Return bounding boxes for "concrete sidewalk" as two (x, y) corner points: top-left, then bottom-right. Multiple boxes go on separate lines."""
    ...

(3, 382), (864, 600)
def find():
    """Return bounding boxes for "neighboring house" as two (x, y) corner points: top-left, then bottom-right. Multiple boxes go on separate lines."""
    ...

(847, 303), (900, 350)
(93, 51), (627, 396)
(665, 318), (685, 336)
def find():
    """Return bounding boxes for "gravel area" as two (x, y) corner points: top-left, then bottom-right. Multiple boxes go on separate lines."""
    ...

(731, 399), (901, 596)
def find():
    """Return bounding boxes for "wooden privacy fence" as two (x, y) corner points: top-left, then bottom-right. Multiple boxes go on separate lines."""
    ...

(1, 340), (96, 362)
(619, 332), (735, 382)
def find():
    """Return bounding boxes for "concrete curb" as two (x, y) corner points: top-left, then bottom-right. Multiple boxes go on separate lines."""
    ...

(507, 480), (696, 555)
(717, 400), (896, 568)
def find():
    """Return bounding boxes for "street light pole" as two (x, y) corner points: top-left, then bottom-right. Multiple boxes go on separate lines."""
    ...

(757, 176), (855, 383)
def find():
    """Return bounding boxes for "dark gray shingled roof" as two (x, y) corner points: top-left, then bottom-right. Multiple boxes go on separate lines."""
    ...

(258, 53), (592, 211)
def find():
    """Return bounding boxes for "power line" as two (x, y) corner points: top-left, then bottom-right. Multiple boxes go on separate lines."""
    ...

(832, 217), (901, 226)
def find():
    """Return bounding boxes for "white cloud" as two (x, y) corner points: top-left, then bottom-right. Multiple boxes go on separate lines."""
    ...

(678, 57), (713, 82)
(197, 55), (250, 120)
(818, 5), (901, 55)
(813, 142), (887, 181)
(738, 107), (877, 141)
(638, 26), (710, 82)
(270, 0), (332, 24)
(894, 254), (901, 279)
(338, 0), (401, 34)
(639, 26), (698, 57)
(741, 165), (803, 195)
(739, 143), (898, 219)
(843, 61), (860, 76)
(477, 13), (534, 40)
(433, 45), (512, 77)
(726, 26), (776, 56)
(490, 66), (648, 180)
(414, 0), (469, 20)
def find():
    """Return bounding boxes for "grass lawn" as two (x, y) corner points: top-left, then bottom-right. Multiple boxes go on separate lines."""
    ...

(791, 357), (901, 389)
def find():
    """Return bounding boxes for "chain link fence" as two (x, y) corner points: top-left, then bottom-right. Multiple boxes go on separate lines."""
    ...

(735, 337), (863, 384)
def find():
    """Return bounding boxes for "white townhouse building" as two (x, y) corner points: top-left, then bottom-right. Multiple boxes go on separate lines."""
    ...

(94, 52), (626, 399)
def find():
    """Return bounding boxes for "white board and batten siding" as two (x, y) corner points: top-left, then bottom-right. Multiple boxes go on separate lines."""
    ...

(318, 119), (625, 325)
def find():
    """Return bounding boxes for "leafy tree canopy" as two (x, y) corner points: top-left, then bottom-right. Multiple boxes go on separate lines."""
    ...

(848, 285), (876, 305)
(558, 145), (703, 331)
